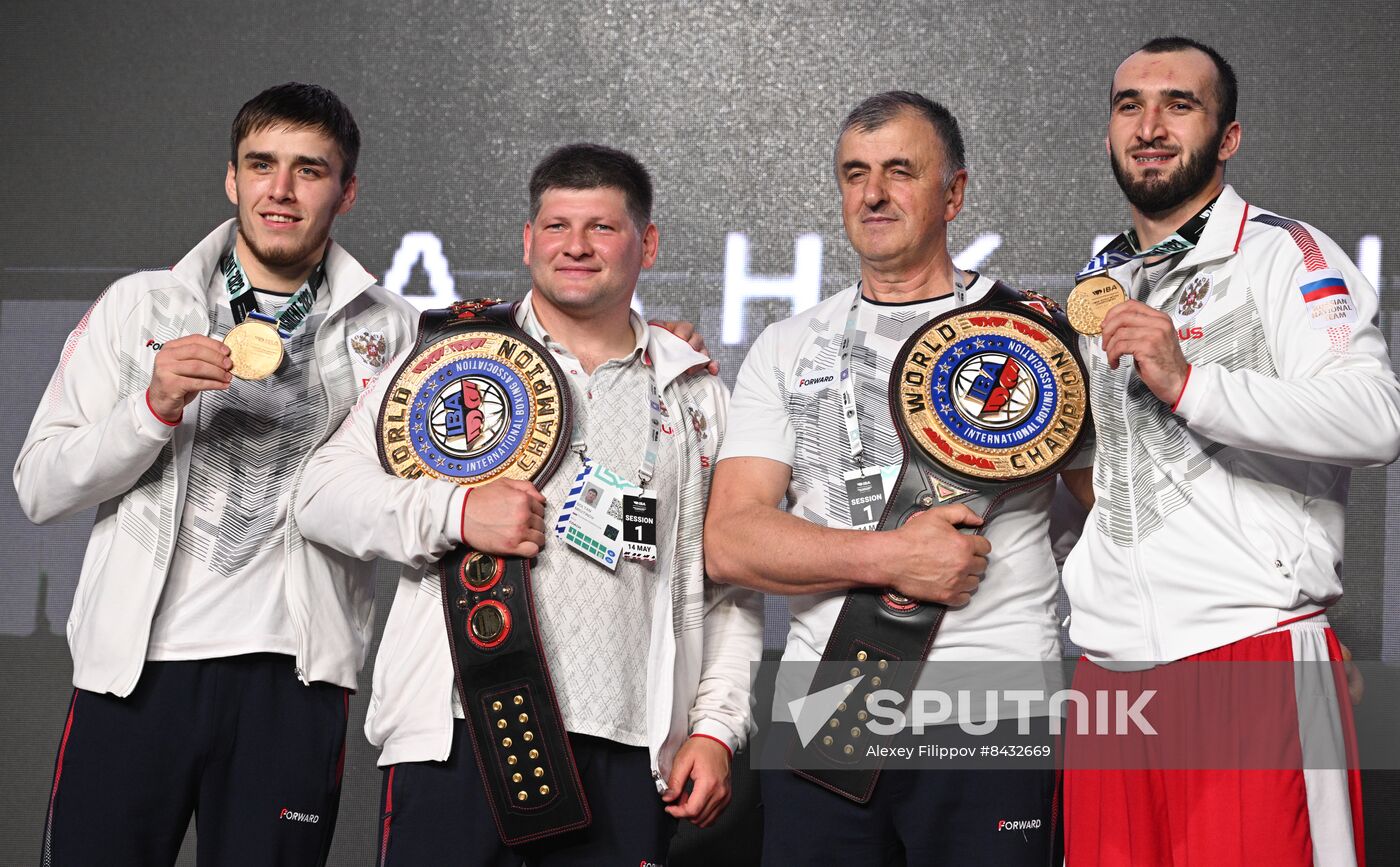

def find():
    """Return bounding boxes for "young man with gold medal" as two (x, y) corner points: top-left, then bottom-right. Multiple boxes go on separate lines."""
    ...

(15, 83), (416, 865)
(1061, 37), (1400, 866)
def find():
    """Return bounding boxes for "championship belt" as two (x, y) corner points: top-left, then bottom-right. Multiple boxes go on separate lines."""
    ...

(791, 282), (1091, 802)
(377, 299), (588, 844)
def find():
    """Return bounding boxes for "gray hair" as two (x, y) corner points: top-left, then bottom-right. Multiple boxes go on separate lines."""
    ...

(836, 90), (967, 185)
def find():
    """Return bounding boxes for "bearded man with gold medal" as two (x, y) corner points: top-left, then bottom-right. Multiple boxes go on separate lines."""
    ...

(1060, 38), (1400, 866)
(15, 85), (416, 865)
(707, 92), (1092, 866)
(297, 144), (760, 865)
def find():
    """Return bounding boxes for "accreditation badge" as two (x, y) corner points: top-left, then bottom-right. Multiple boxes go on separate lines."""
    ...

(841, 464), (900, 531)
(559, 461), (630, 570)
(621, 490), (658, 562)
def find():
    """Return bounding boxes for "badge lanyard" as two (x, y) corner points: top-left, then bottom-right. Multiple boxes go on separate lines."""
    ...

(560, 369), (665, 568)
(839, 273), (965, 468)
(219, 247), (326, 338)
(1076, 194), (1220, 282)
(569, 376), (664, 488)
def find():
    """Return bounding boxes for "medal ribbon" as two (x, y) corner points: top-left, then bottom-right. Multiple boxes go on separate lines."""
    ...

(219, 247), (327, 338)
(839, 272), (965, 468)
(1076, 194), (1220, 280)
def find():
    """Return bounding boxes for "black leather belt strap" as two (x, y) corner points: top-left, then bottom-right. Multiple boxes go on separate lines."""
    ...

(379, 300), (589, 844)
(791, 283), (1089, 802)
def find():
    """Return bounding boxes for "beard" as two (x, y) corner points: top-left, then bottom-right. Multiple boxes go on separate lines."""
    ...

(1110, 130), (1224, 216)
(237, 222), (327, 271)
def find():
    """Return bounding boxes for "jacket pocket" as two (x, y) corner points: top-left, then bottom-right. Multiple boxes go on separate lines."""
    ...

(367, 566), (454, 748)
(1222, 454), (1309, 606)
(66, 504), (119, 642)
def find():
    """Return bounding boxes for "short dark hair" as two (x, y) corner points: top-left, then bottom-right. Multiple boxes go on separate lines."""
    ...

(528, 144), (654, 230)
(230, 83), (361, 182)
(836, 91), (967, 182)
(1134, 37), (1238, 132)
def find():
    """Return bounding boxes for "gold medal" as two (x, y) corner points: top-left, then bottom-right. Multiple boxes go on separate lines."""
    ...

(224, 319), (284, 380)
(1067, 276), (1127, 336)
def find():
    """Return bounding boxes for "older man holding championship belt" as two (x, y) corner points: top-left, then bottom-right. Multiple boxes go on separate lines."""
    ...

(706, 91), (1093, 866)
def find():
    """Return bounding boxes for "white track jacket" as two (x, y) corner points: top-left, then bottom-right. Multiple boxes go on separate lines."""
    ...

(1063, 186), (1400, 663)
(14, 220), (416, 694)
(295, 308), (761, 783)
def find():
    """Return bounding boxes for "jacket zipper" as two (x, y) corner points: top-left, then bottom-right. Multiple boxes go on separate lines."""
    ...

(1124, 265), (1202, 662)
(1120, 366), (1164, 658)
(124, 297), (211, 695)
(648, 379), (689, 781)
(1116, 215), (1237, 662)
(1119, 282), (1163, 661)
(287, 306), (346, 684)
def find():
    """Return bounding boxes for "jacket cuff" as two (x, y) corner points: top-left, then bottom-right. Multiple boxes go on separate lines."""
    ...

(690, 718), (740, 757)
(136, 390), (180, 437)
(1171, 363), (1200, 417)
(448, 487), (471, 545)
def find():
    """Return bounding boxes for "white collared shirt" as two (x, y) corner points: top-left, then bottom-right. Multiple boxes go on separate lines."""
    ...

(511, 299), (679, 746)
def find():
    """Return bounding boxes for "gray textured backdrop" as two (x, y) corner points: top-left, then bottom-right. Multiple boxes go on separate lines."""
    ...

(2, 0), (1397, 862)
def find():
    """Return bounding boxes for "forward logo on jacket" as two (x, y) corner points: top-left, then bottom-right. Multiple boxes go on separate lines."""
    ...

(793, 369), (838, 395)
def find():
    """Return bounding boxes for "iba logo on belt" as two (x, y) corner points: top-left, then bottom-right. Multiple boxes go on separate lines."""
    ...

(897, 309), (1088, 480)
(379, 330), (565, 485)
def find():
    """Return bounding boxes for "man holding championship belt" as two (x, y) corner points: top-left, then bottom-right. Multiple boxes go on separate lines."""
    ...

(14, 84), (416, 865)
(296, 144), (761, 865)
(1061, 37), (1400, 865)
(706, 91), (1092, 865)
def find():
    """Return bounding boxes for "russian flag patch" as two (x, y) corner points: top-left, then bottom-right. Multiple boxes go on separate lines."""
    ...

(1297, 268), (1357, 329)
(1298, 269), (1348, 302)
